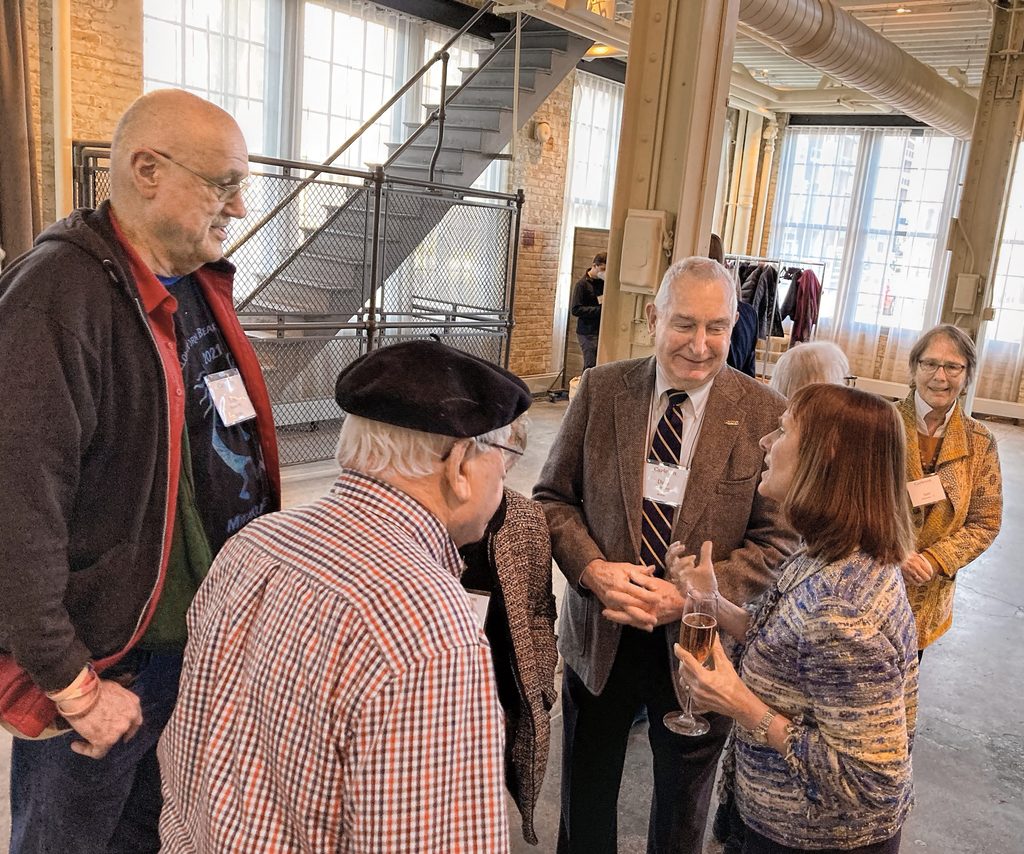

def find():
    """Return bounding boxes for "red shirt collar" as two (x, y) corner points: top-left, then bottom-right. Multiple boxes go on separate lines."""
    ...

(108, 209), (177, 315)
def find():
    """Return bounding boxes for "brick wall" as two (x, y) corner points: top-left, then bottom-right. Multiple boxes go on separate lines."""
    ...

(22, 0), (142, 225)
(70, 1), (143, 141)
(507, 70), (575, 377)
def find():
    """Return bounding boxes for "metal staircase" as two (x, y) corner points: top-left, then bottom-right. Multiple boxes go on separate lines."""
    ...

(234, 22), (590, 325)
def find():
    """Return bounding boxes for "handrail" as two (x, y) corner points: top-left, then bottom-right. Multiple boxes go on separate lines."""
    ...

(383, 24), (521, 171)
(226, 0), (498, 257)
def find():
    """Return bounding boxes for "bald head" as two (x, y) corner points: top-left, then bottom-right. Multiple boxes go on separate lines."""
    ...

(110, 90), (245, 197)
(107, 89), (250, 277)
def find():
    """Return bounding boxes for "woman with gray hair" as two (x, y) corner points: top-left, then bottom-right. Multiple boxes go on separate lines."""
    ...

(769, 341), (849, 398)
(896, 324), (1002, 659)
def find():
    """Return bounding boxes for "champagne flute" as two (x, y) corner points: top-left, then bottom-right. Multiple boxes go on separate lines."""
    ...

(664, 589), (718, 736)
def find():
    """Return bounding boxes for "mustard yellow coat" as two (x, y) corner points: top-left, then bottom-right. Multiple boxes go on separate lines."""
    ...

(897, 395), (1002, 648)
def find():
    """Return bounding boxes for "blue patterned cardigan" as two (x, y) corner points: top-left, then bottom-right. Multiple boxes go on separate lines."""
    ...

(735, 550), (919, 849)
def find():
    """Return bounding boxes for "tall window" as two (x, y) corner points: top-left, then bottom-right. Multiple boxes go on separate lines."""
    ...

(300, 1), (411, 168)
(144, 0), (506, 176)
(770, 126), (964, 381)
(982, 150), (1024, 403)
(553, 71), (624, 366)
(143, 0), (274, 155)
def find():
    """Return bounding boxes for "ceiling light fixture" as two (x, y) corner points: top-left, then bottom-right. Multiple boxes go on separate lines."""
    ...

(895, 5), (911, 13)
(584, 43), (623, 58)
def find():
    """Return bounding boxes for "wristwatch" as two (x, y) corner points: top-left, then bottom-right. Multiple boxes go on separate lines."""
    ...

(744, 710), (776, 745)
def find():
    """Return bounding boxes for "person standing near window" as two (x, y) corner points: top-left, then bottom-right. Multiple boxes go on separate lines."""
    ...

(571, 252), (607, 371)
(897, 324), (1002, 661)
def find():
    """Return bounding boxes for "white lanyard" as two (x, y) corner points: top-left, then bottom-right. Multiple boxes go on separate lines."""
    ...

(642, 391), (705, 508)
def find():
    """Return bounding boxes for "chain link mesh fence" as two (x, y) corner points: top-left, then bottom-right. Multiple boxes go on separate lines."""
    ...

(72, 144), (520, 465)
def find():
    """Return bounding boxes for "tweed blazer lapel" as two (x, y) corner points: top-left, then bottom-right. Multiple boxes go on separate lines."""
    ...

(614, 358), (656, 561)
(673, 370), (743, 546)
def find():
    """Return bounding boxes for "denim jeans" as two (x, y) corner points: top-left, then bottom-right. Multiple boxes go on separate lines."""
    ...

(9, 651), (182, 854)
(577, 333), (599, 372)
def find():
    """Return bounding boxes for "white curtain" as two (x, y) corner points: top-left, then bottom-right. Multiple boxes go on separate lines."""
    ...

(770, 126), (964, 382)
(979, 149), (1024, 403)
(552, 71), (624, 369)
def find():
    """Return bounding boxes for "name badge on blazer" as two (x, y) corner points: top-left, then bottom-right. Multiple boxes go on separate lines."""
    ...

(907, 474), (946, 508)
(643, 462), (688, 507)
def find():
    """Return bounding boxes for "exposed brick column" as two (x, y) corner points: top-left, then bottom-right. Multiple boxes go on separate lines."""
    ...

(507, 70), (575, 378)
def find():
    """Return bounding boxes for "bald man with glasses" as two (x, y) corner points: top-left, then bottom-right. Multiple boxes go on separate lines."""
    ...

(0, 88), (280, 852)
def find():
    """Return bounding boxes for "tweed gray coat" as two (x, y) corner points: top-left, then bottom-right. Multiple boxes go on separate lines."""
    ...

(482, 490), (558, 845)
(534, 358), (798, 707)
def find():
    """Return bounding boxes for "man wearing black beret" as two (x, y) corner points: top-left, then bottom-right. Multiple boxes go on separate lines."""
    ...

(159, 340), (530, 852)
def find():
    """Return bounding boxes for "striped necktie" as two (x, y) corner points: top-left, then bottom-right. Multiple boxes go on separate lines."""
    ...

(640, 389), (688, 572)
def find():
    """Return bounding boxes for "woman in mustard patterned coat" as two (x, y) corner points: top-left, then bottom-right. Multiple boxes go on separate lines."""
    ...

(897, 325), (1002, 656)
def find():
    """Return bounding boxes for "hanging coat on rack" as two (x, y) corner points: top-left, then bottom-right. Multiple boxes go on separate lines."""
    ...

(781, 269), (823, 346)
(751, 266), (784, 339)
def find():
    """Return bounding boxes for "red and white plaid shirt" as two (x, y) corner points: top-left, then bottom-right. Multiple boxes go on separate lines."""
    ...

(158, 471), (509, 853)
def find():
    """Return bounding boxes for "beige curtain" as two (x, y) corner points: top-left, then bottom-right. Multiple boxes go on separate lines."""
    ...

(0, 0), (42, 268)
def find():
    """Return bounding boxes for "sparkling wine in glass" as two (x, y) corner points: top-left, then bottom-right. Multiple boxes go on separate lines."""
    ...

(664, 590), (718, 736)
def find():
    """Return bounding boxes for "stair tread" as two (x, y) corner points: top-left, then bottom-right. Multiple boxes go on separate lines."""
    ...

(457, 64), (550, 74)
(447, 82), (536, 93)
(386, 140), (481, 154)
(423, 102), (511, 112)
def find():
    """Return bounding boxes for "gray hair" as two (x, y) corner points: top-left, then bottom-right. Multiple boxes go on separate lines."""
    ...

(335, 414), (524, 480)
(770, 341), (850, 399)
(908, 324), (977, 389)
(654, 257), (737, 317)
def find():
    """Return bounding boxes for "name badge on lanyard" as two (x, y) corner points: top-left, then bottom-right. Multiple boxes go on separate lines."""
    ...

(204, 368), (257, 427)
(907, 474), (946, 508)
(643, 462), (688, 507)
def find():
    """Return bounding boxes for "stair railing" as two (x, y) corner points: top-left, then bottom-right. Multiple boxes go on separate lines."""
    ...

(227, 0), (503, 259)
(383, 21), (524, 178)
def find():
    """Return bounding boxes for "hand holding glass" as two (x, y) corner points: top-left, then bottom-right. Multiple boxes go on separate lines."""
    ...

(664, 590), (718, 736)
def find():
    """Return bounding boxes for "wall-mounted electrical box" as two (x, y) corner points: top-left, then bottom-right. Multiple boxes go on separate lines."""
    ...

(952, 273), (981, 313)
(619, 209), (673, 295)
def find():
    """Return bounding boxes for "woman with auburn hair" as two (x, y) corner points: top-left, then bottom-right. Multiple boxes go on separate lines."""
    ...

(897, 324), (1002, 660)
(669, 384), (918, 853)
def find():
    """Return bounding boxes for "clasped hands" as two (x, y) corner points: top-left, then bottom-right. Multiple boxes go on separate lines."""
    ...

(901, 551), (937, 586)
(580, 540), (718, 632)
(580, 540), (754, 720)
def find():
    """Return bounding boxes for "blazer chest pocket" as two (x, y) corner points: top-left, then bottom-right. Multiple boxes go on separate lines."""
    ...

(716, 476), (756, 495)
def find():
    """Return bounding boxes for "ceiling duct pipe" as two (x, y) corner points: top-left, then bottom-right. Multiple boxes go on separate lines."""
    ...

(738, 0), (978, 139)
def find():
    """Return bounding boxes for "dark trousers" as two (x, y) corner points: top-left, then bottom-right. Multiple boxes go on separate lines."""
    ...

(742, 824), (902, 854)
(9, 651), (182, 854)
(558, 626), (731, 854)
(577, 332), (599, 372)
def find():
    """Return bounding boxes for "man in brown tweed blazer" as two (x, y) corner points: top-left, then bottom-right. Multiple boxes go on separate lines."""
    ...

(535, 257), (798, 854)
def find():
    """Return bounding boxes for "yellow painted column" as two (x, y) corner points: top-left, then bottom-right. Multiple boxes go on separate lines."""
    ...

(597, 0), (739, 363)
(941, 5), (1021, 334)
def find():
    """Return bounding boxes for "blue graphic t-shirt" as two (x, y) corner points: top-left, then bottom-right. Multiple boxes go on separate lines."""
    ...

(162, 274), (272, 553)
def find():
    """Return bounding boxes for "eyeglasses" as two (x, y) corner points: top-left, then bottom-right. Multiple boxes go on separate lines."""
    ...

(151, 149), (251, 202)
(478, 440), (525, 471)
(916, 359), (967, 378)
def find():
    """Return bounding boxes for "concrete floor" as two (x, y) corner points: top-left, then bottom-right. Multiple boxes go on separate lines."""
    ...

(2, 399), (1022, 852)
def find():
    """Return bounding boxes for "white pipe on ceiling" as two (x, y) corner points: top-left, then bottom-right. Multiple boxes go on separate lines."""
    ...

(738, 0), (978, 139)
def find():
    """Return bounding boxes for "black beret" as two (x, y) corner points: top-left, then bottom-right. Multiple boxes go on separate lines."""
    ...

(335, 340), (532, 437)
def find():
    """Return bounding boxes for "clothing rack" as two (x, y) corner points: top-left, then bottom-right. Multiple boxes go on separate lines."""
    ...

(724, 254), (827, 379)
